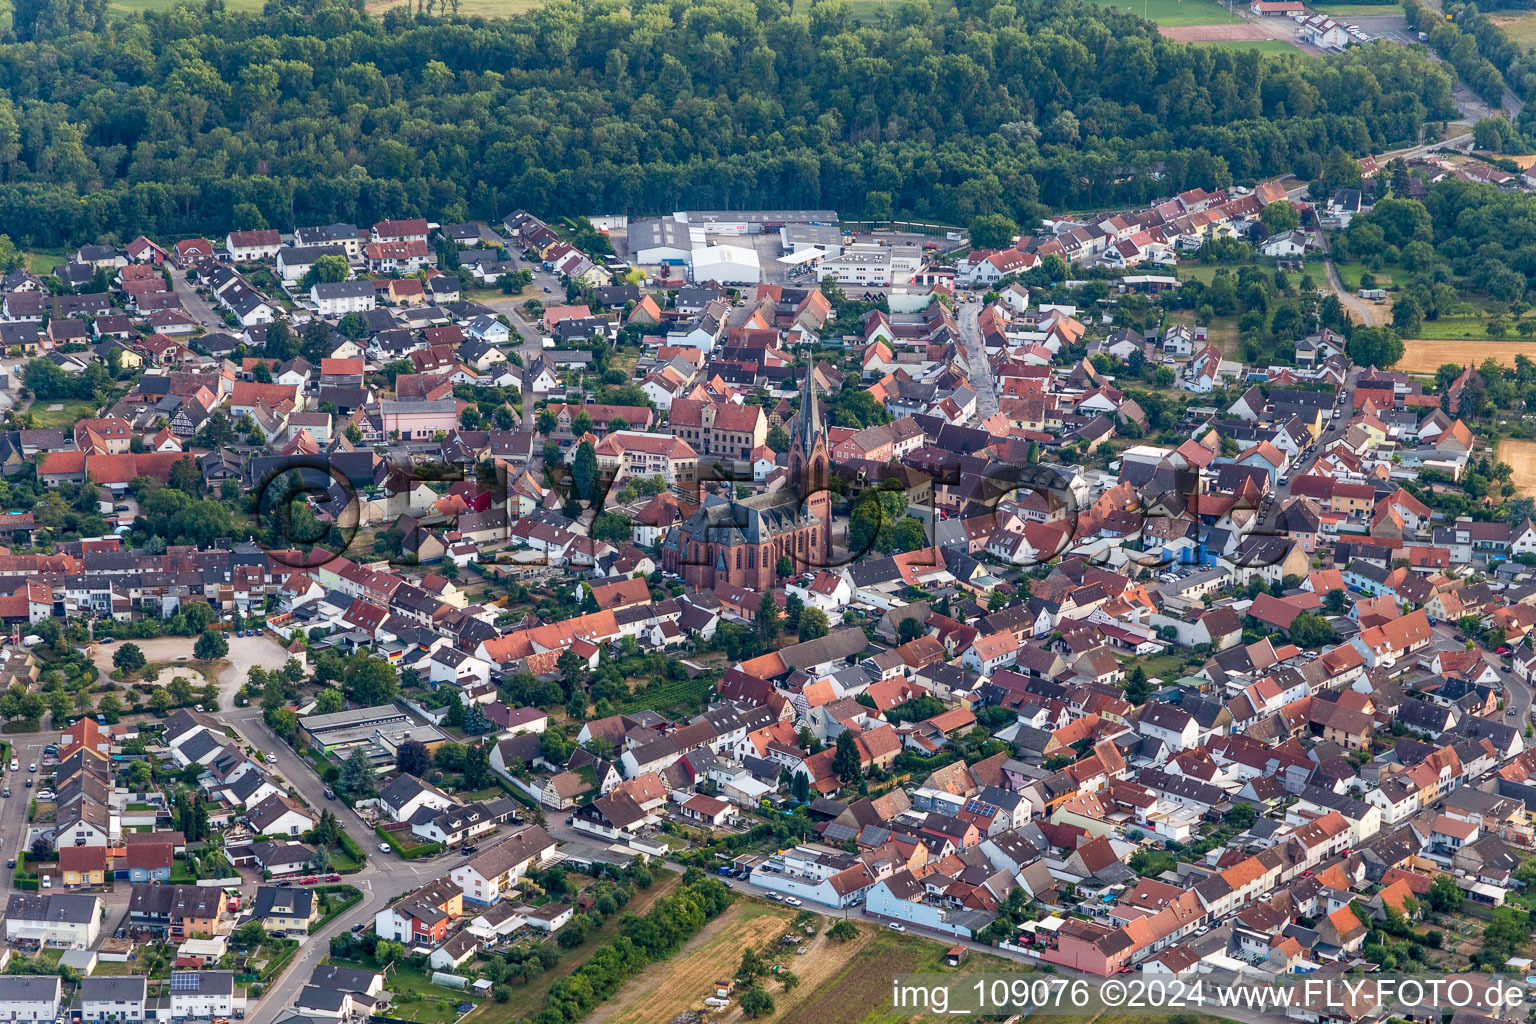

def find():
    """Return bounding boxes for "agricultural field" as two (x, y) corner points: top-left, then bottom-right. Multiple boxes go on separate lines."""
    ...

(1397, 339), (1536, 373)
(587, 902), (799, 1024)
(482, 870), (683, 1024)
(588, 900), (1016, 1024)
(1082, 0), (1236, 26)
(780, 928), (1013, 1024)
(1498, 440), (1536, 500)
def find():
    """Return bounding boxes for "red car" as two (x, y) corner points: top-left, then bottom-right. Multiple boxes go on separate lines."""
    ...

(326, 874), (342, 882)
(299, 876), (318, 885)
(1498, 646), (1513, 656)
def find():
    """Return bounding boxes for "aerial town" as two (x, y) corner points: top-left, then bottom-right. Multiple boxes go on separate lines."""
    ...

(9, 81), (1536, 1024)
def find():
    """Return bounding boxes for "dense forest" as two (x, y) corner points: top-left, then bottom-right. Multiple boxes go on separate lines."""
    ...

(0, 0), (1458, 244)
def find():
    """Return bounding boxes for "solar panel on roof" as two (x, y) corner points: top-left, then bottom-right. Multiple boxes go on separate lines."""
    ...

(170, 973), (198, 991)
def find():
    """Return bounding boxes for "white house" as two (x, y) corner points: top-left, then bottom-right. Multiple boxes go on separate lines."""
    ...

(4, 893), (102, 948)
(1137, 702), (1200, 752)
(0, 977), (62, 1021)
(450, 826), (558, 904)
(226, 230), (282, 263)
(311, 280), (375, 317)
(167, 972), (241, 1019)
(1260, 230), (1310, 258)
(377, 774), (455, 824)
(81, 976), (146, 1023)
(429, 647), (493, 691)
(786, 571), (853, 614)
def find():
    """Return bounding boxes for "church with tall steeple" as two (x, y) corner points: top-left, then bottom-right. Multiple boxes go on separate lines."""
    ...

(661, 368), (833, 590)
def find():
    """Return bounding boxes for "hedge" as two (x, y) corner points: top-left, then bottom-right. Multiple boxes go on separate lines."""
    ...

(309, 885), (364, 934)
(374, 826), (443, 860)
(2, 719), (41, 734)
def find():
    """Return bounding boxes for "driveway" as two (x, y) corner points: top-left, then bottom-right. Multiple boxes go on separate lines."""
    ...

(89, 633), (295, 708)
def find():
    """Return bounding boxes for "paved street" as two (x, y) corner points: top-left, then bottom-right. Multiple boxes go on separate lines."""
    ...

(0, 731), (52, 887)
(224, 704), (482, 1024)
(168, 267), (223, 330)
(956, 300), (999, 422)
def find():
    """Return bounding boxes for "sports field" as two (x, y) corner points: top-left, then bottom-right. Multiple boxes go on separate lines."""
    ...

(1084, 0), (1237, 26)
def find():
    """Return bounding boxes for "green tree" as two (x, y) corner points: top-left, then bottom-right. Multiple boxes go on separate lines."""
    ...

(798, 607), (829, 642)
(832, 730), (862, 785)
(314, 687), (344, 715)
(755, 592), (781, 652)
(341, 747), (379, 798)
(969, 213), (1019, 249)
(1426, 873), (1463, 913)
(1260, 201), (1300, 233)
(112, 643), (146, 674)
(1288, 612), (1337, 648)
(194, 630), (229, 662)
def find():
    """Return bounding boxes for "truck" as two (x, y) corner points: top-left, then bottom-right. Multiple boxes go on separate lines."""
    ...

(1418, 30), (1429, 40)
(21, 635), (42, 649)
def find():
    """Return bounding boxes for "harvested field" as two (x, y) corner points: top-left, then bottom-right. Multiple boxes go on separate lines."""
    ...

(588, 903), (799, 1024)
(1160, 22), (1273, 39)
(1397, 339), (1536, 373)
(781, 929), (1014, 1024)
(1499, 440), (1536, 499)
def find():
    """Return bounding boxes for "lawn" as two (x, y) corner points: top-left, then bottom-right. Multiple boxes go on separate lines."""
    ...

(1082, 0), (1235, 26)
(28, 399), (100, 429)
(1408, 316), (1530, 341)
(1312, 2), (1404, 15)
(1492, 10), (1536, 48)
(22, 250), (69, 275)
(1200, 38), (1315, 55)
(1133, 652), (1189, 683)
(333, 958), (470, 1024)
(1180, 261), (1316, 289)
(1331, 261), (1408, 293)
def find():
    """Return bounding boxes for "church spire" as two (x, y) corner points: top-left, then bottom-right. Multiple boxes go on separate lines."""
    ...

(797, 364), (823, 460)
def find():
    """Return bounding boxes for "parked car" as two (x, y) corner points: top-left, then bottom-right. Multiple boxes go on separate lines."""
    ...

(276, 880), (292, 887)
(5, 859), (12, 869)
(887, 922), (905, 932)
(299, 876), (318, 885)
(326, 874), (342, 882)
(2, 788), (10, 798)
(27, 763), (35, 773)
(36, 791), (53, 801)
(784, 897), (802, 907)
(378, 842), (392, 853)
(7, 759), (17, 772)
